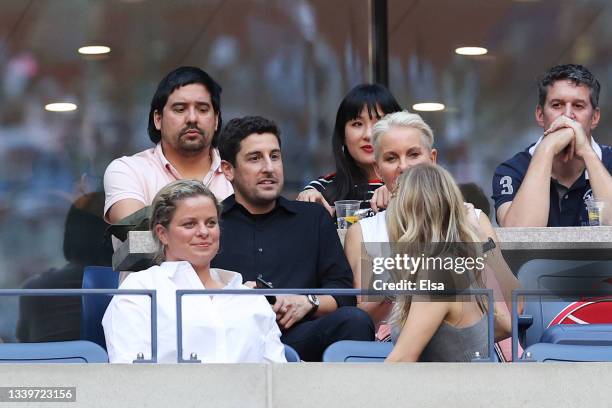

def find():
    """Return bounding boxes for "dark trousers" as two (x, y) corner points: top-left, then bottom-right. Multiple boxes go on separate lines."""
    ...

(281, 306), (374, 361)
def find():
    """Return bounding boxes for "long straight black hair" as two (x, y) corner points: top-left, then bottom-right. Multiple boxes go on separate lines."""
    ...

(328, 84), (402, 203)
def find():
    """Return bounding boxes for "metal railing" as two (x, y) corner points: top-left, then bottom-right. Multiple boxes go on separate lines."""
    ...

(0, 289), (158, 363)
(176, 288), (496, 363)
(0, 287), (497, 363)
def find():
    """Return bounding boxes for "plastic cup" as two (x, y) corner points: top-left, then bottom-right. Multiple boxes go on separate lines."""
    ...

(586, 199), (605, 226)
(335, 200), (360, 229)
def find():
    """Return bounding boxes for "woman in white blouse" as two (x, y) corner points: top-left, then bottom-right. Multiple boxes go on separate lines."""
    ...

(103, 180), (286, 363)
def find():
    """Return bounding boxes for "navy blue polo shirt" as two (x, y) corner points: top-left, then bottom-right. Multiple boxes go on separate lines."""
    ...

(492, 139), (612, 227)
(211, 195), (356, 308)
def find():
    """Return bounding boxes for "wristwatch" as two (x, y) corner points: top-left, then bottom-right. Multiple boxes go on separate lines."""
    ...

(304, 294), (320, 320)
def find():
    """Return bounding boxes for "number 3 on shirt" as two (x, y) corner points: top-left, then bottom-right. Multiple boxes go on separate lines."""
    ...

(500, 176), (514, 195)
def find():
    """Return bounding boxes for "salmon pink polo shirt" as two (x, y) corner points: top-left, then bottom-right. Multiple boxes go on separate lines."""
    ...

(103, 143), (233, 222)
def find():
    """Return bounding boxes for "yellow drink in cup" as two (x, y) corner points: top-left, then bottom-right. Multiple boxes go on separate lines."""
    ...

(586, 199), (605, 226)
(588, 209), (600, 224)
(335, 200), (361, 229)
(344, 215), (359, 224)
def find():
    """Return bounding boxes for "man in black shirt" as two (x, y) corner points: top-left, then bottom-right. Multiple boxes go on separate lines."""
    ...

(213, 115), (374, 361)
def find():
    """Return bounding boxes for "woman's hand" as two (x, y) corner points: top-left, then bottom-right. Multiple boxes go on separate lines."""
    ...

(296, 189), (334, 216)
(370, 185), (391, 213)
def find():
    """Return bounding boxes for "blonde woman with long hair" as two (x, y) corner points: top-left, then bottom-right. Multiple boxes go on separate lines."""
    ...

(344, 111), (439, 332)
(384, 164), (511, 362)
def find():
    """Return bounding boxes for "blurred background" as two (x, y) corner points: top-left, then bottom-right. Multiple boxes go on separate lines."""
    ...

(1, 0), (612, 340)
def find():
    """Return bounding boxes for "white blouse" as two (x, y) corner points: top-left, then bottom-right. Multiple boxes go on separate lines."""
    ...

(102, 261), (286, 363)
(360, 205), (482, 243)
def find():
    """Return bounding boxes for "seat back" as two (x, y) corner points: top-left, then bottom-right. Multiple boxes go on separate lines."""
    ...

(524, 343), (612, 362)
(517, 259), (612, 347)
(540, 324), (612, 346)
(284, 344), (300, 362)
(81, 266), (119, 349)
(0, 340), (108, 363)
(323, 340), (393, 362)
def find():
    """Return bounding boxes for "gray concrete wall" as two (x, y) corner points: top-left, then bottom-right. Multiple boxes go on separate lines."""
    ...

(1, 363), (611, 407)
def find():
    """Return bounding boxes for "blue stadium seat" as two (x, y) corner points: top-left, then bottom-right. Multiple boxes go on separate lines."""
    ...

(81, 266), (119, 349)
(323, 340), (393, 362)
(517, 259), (612, 347)
(284, 344), (300, 362)
(540, 324), (612, 346)
(523, 343), (612, 362)
(0, 340), (108, 363)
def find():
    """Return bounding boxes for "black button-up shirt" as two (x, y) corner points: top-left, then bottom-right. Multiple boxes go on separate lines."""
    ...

(212, 195), (356, 307)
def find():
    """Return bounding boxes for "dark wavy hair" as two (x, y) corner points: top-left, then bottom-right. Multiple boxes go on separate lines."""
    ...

(218, 116), (281, 166)
(328, 84), (402, 203)
(538, 64), (600, 109)
(147, 66), (222, 146)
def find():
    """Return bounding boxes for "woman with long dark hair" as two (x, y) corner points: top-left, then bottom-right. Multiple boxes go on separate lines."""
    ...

(297, 84), (401, 215)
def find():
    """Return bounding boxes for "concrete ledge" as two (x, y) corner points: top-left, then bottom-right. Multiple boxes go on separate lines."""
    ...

(2, 363), (612, 407)
(113, 227), (612, 272)
(496, 226), (612, 271)
(112, 232), (155, 271)
(0, 364), (268, 408)
(272, 363), (612, 407)
(496, 226), (612, 245)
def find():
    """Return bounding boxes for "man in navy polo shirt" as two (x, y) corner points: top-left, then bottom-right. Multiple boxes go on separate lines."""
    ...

(492, 64), (612, 227)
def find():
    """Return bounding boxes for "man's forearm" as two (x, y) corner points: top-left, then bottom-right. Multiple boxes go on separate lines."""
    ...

(106, 199), (146, 224)
(583, 149), (612, 204)
(500, 147), (554, 227)
(314, 295), (338, 318)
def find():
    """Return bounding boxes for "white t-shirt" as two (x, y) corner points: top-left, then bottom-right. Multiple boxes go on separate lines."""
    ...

(102, 261), (286, 363)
